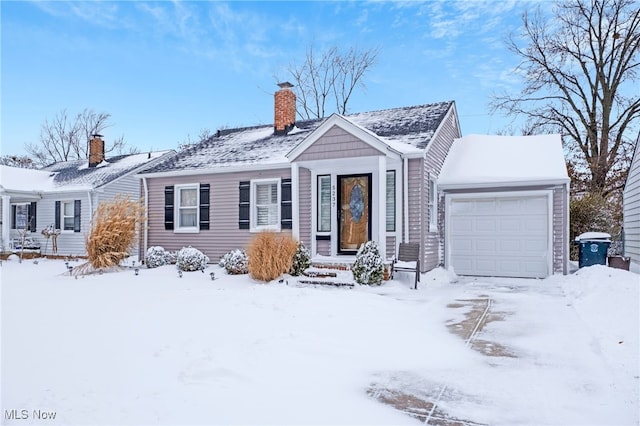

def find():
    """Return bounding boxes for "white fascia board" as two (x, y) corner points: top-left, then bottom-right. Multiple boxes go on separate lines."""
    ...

(287, 114), (397, 161)
(438, 178), (570, 191)
(135, 162), (292, 179)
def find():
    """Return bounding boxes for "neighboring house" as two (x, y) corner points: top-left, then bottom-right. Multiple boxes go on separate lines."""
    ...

(0, 136), (174, 256)
(138, 83), (461, 271)
(623, 135), (640, 273)
(438, 134), (570, 278)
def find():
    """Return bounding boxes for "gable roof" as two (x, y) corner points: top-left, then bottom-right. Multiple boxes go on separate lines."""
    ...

(438, 134), (570, 189)
(141, 101), (454, 175)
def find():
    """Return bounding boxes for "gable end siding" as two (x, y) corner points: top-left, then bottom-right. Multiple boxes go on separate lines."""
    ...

(295, 125), (384, 162)
(298, 167), (312, 246)
(623, 146), (640, 271)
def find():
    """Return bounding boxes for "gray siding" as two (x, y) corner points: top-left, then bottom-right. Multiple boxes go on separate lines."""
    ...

(407, 158), (424, 266)
(316, 239), (330, 256)
(423, 107), (461, 271)
(296, 125), (384, 162)
(623, 145), (640, 272)
(146, 168), (292, 264)
(298, 167), (312, 247)
(552, 186), (568, 274)
(386, 235), (396, 260)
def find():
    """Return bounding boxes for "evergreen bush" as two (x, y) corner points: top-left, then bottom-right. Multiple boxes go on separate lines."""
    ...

(219, 249), (249, 274)
(176, 246), (209, 271)
(351, 241), (384, 285)
(146, 246), (168, 268)
(289, 241), (311, 276)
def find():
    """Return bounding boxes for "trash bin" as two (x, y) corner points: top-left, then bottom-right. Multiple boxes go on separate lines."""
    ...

(575, 232), (611, 268)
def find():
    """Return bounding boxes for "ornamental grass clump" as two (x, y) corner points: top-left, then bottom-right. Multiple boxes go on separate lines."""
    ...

(247, 232), (298, 282)
(351, 240), (384, 285)
(84, 195), (145, 270)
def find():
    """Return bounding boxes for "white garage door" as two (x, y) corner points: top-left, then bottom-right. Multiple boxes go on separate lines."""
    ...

(448, 195), (550, 278)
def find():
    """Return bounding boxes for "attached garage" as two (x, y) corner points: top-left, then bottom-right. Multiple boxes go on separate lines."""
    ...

(438, 135), (570, 278)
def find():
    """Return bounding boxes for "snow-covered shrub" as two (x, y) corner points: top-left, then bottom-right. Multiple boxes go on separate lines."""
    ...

(247, 232), (298, 282)
(145, 246), (168, 268)
(289, 241), (310, 276)
(176, 246), (209, 272)
(165, 250), (178, 265)
(219, 249), (249, 275)
(351, 241), (384, 285)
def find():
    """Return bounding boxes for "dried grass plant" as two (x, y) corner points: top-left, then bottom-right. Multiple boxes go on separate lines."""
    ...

(81, 195), (145, 273)
(247, 232), (298, 282)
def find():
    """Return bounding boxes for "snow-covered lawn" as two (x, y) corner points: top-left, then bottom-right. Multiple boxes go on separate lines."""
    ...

(1, 258), (638, 425)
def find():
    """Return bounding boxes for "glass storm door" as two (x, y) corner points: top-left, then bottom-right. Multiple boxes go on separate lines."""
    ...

(338, 174), (371, 253)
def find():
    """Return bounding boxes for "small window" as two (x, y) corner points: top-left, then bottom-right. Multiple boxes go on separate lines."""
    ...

(386, 171), (396, 232)
(428, 177), (437, 232)
(62, 201), (75, 231)
(252, 179), (280, 231)
(176, 184), (199, 230)
(318, 175), (331, 232)
(12, 204), (29, 230)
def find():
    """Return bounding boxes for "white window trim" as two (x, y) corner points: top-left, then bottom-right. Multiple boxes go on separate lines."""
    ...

(317, 175), (331, 234)
(61, 200), (75, 233)
(12, 203), (30, 230)
(428, 175), (438, 232)
(174, 183), (200, 233)
(250, 178), (281, 232)
(386, 170), (396, 232)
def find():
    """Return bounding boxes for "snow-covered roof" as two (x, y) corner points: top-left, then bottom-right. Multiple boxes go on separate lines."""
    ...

(0, 151), (174, 194)
(142, 101), (454, 174)
(42, 151), (174, 189)
(438, 134), (569, 188)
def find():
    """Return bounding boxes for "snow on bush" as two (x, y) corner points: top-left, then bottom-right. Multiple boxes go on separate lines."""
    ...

(219, 249), (249, 275)
(351, 241), (384, 285)
(145, 246), (168, 268)
(289, 241), (311, 276)
(165, 250), (178, 265)
(176, 246), (209, 272)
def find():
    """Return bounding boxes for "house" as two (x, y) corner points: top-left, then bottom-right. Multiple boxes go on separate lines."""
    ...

(623, 135), (640, 273)
(437, 134), (570, 278)
(138, 83), (461, 270)
(0, 136), (174, 256)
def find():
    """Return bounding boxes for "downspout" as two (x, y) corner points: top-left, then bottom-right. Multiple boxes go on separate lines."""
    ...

(564, 181), (570, 275)
(143, 177), (149, 262)
(87, 190), (94, 226)
(403, 157), (409, 243)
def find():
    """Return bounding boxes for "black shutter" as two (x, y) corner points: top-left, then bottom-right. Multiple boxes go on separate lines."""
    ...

(281, 178), (292, 229)
(11, 205), (16, 229)
(73, 200), (81, 232)
(199, 184), (210, 230)
(239, 181), (250, 229)
(29, 202), (37, 232)
(55, 201), (61, 230)
(164, 186), (174, 230)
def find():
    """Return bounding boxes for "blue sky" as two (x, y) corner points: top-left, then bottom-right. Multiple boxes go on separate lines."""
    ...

(2, 1), (542, 157)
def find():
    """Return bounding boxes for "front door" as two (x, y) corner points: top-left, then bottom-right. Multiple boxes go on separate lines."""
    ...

(338, 174), (371, 254)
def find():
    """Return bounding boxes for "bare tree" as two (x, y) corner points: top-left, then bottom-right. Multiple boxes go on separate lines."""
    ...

(177, 128), (213, 151)
(25, 108), (136, 166)
(286, 45), (379, 120)
(0, 155), (38, 169)
(492, 0), (640, 196)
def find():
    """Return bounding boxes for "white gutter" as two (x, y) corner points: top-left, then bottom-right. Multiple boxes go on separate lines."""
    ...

(403, 157), (409, 243)
(437, 178), (571, 191)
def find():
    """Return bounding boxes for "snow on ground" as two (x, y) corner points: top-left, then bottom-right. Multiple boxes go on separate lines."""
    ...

(1, 258), (638, 425)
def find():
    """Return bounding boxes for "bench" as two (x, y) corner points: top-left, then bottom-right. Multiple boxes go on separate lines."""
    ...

(392, 243), (420, 289)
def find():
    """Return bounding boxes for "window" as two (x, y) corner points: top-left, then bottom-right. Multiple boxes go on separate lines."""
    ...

(62, 201), (75, 231)
(428, 177), (437, 231)
(12, 204), (29, 230)
(317, 175), (331, 232)
(251, 179), (280, 231)
(173, 184), (199, 231)
(386, 171), (396, 232)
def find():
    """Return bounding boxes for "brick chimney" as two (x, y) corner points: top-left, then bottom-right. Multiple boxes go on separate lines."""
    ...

(274, 82), (296, 135)
(88, 134), (105, 167)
